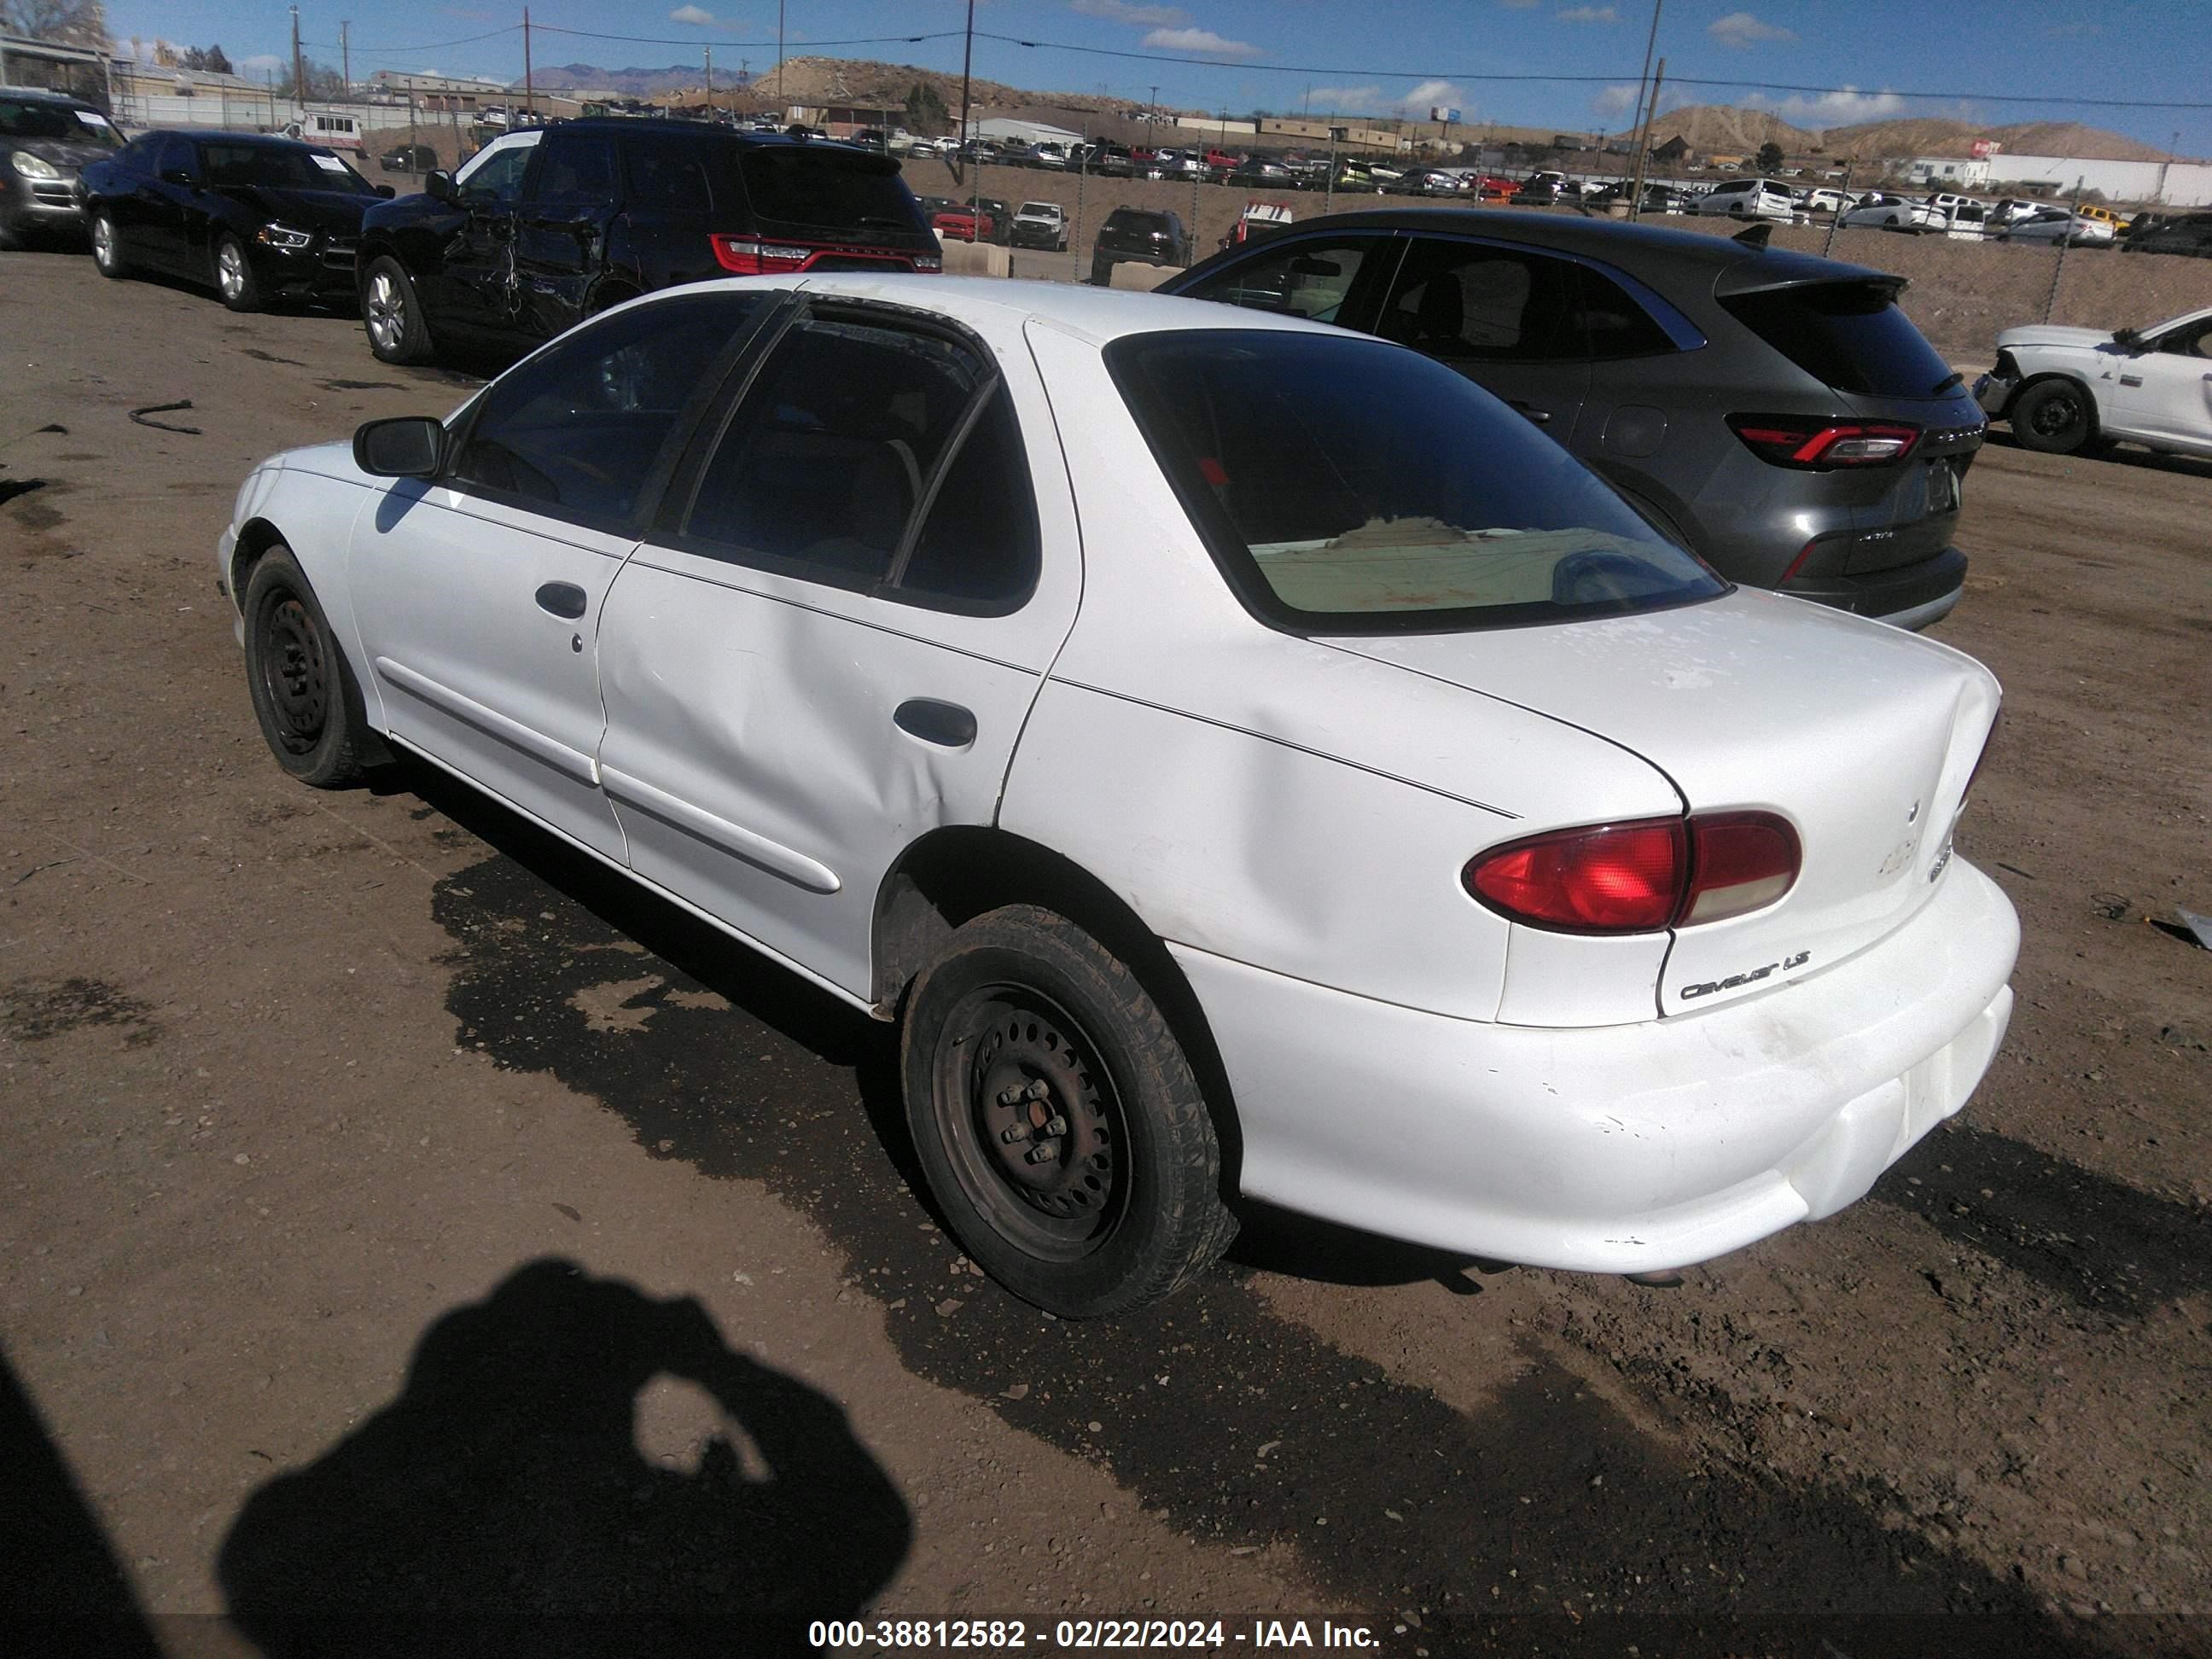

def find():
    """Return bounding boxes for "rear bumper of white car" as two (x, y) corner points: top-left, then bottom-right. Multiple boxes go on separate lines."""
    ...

(1175, 858), (2018, 1274)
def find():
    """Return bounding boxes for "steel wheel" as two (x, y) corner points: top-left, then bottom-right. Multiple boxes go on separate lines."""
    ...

(932, 986), (1125, 1261)
(364, 266), (405, 354)
(256, 594), (330, 756)
(218, 239), (247, 301)
(2013, 379), (2094, 455)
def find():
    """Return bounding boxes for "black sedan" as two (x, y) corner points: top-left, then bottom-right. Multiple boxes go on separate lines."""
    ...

(80, 130), (392, 311)
(379, 143), (439, 173)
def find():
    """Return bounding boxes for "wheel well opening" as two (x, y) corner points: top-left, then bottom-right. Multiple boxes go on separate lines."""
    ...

(230, 518), (288, 608)
(874, 827), (1244, 1192)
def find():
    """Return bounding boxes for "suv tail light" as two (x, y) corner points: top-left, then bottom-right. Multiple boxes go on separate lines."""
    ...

(1728, 414), (1922, 469)
(711, 236), (812, 274)
(1464, 812), (1801, 935)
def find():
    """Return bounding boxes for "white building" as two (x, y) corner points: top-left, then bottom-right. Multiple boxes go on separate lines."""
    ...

(976, 116), (1086, 148)
(1904, 156), (1993, 188)
(1978, 154), (2212, 207)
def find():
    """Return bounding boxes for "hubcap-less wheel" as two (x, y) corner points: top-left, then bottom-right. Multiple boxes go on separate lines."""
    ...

(257, 595), (329, 755)
(218, 240), (247, 301)
(934, 987), (1124, 1260)
(2028, 391), (2081, 440)
(365, 269), (404, 353)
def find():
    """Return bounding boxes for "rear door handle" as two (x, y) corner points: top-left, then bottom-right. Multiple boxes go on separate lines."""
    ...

(1508, 399), (1551, 425)
(535, 581), (587, 620)
(894, 698), (977, 748)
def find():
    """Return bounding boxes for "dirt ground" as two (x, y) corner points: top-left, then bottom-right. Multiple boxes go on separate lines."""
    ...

(2, 244), (2209, 1659)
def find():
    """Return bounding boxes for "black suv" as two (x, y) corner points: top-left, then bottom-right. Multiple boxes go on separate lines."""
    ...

(354, 120), (940, 364)
(1091, 207), (1191, 285)
(1163, 208), (1983, 629)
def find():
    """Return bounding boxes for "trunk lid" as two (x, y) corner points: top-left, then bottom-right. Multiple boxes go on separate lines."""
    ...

(1319, 588), (2000, 1016)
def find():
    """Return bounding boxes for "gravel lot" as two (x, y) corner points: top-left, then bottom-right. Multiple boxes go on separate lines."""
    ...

(3, 245), (2208, 1657)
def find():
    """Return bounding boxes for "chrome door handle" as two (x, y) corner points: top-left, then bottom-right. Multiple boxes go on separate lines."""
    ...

(535, 581), (587, 620)
(894, 699), (977, 748)
(1508, 399), (1551, 425)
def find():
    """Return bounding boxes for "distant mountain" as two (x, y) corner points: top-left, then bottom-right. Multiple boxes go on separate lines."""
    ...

(524, 62), (715, 97)
(1644, 104), (1812, 157)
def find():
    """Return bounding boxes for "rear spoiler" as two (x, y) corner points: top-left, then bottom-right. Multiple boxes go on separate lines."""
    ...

(1713, 246), (1909, 300)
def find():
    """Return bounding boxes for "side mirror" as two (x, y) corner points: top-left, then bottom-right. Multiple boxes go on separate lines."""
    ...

(424, 168), (457, 203)
(375, 183), (396, 199)
(353, 416), (445, 480)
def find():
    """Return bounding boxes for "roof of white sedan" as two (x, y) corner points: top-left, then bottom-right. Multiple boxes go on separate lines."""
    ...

(690, 273), (1339, 346)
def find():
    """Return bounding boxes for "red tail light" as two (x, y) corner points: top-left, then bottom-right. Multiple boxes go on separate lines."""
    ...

(1728, 414), (1922, 469)
(711, 236), (812, 274)
(1465, 812), (1801, 935)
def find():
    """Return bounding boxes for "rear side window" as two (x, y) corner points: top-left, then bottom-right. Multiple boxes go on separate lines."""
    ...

(735, 147), (924, 237)
(1720, 281), (1955, 399)
(1377, 242), (1586, 364)
(623, 134), (716, 215)
(1109, 329), (1723, 633)
(528, 131), (617, 207)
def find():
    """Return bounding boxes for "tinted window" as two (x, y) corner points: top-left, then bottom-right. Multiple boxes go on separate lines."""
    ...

(527, 131), (617, 207)
(1185, 236), (1384, 324)
(1108, 211), (1170, 235)
(736, 146), (924, 236)
(684, 317), (992, 586)
(459, 143), (532, 204)
(623, 134), (716, 214)
(1378, 242), (1586, 363)
(1720, 281), (1955, 398)
(897, 388), (1039, 611)
(1108, 330), (1722, 632)
(157, 136), (195, 178)
(452, 294), (762, 528)
(1576, 265), (1677, 359)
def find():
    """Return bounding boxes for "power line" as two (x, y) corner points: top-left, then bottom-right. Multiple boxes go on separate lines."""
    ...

(969, 29), (2212, 111)
(302, 25), (521, 55)
(531, 23), (963, 51)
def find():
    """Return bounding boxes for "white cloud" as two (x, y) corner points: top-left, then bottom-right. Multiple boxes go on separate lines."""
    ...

(1499, 0), (1541, 8)
(1592, 83), (1639, 118)
(1305, 84), (1384, 112)
(1399, 79), (1470, 114)
(1143, 25), (1261, 56)
(1071, 0), (1190, 25)
(1743, 85), (1905, 122)
(237, 52), (283, 73)
(1557, 4), (1621, 20)
(668, 4), (717, 23)
(1708, 10), (1795, 47)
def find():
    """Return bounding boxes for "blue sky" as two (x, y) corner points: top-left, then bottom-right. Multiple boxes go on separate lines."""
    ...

(108, 0), (2212, 154)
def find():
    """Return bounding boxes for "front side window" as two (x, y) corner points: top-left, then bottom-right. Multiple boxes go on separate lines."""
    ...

(1109, 329), (1723, 633)
(1182, 236), (1388, 325)
(458, 142), (532, 205)
(684, 317), (987, 584)
(1377, 242), (1587, 364)
(156, 135), (196, 178)
(451, 294), (765, 528)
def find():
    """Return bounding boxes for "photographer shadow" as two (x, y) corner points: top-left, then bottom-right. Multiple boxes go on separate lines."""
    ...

(219, 1259), (911, 1658)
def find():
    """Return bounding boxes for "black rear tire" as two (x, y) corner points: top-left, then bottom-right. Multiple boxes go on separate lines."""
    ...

(2012, 378), (2095, 456)
(902, 905), (1235, 1318)
(242, 547), (368, 789)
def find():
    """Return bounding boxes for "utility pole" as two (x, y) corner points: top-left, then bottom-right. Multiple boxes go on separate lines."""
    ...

(705, 45), (713, 116)
(523, 8), (534, 120)
(289, 5), (304, 114)
(1629, 0), (1662, 145)
(777, 0), (786, 109)
(955, 0), (975, 186)
(340, 22), (349, 97)
(1627, 56), (1664, 218)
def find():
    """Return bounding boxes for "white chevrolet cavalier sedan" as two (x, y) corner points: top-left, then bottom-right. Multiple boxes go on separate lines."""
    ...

(219, 276), (2017, 1316)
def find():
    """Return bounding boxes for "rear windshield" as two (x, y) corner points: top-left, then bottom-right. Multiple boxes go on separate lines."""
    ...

(1109, 211), (1171, 233)
(1108, 330), (1724, 633)
(0, 97), (120, 146)
(1721, 281), (1956, 399)
(736, 145), (928, 238)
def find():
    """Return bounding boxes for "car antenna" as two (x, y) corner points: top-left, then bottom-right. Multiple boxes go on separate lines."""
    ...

(1732, 222), (1773, 248)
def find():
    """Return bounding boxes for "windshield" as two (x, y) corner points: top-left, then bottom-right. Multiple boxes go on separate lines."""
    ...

(202, 142), (374, 193)
(0, 97), (121, 146)
(1107, 330), (1724, 633)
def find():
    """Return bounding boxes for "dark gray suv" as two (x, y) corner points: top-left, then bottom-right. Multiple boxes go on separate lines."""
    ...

(0, 86), (123, 248)
(1162, 208), (1983, 628)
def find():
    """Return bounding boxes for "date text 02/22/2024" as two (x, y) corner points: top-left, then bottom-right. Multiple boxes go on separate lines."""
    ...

(806, 1618), (1388, 1650)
